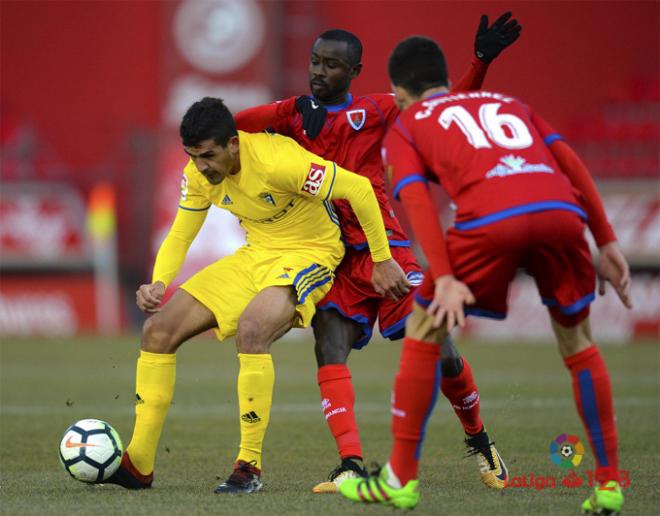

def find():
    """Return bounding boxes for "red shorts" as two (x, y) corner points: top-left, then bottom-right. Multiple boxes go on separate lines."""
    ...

(317, 245), (422, 348)
(415, 210), (596, 327)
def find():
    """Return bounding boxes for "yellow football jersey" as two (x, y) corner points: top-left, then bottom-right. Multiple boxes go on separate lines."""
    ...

(180, 131), (343, 267)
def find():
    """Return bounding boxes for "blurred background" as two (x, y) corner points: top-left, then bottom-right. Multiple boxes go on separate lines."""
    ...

(1, 0), (658, 342)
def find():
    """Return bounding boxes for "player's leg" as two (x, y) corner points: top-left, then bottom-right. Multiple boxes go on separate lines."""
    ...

(108, 289), (217, 489)
(380, 245), (504, 489)
(528, 210), (622, 513)
(312, 308), (367, 493)
(215, 285), (297, 494)
(339, 297), (443, 509)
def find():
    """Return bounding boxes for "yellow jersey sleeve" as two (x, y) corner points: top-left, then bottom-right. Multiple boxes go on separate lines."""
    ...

(330, 166), (391, 262)
(179, 161), (212, 212)
(265, 137), (390, 262)
(151, 163), (209, 287)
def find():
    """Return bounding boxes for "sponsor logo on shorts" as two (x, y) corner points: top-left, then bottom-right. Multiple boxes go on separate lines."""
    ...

(302, 163), (326, 196)
(406, 271), (424, 286)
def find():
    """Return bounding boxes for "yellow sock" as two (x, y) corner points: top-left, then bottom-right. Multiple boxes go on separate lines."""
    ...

(126, 350), (176, 475)
(236, 353), (274, 470)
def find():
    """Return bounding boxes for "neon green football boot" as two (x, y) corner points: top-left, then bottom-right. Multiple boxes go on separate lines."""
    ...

(581, 480), (624, 514)
(339, 462), (420, 510)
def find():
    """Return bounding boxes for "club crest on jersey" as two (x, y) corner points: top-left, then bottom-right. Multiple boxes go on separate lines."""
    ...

(259, 192), (276, 206)
(180, 174), (189, 201)
(346, 109), (366, 131)
(302, 163), (326, 196)
(406, 271), (424, 286)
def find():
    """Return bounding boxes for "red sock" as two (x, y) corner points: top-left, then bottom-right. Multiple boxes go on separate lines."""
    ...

(317, 364), (362, 460)
(564, 345), (619, 482)
(440, 358), (483, 435)
(389, 337), (441, 484)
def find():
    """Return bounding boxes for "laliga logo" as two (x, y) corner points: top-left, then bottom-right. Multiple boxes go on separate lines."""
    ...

(174, 0), (264, 74)
(549, 433), (585, 469)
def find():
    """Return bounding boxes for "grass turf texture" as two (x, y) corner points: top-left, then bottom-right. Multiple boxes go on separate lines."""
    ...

(1, 335), (657, 515)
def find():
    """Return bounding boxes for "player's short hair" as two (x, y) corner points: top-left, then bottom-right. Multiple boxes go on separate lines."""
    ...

(316, 29), (363, 65)
(388, 36), (448, 96)
(180, 97), (237, 148)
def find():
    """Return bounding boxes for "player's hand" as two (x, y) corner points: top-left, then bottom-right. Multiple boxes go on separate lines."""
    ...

(295, 96), (327, 139)
(597, 242), (633, 309)
(474, 11), (522, 63)
(428, 275), (475, 331)
(372, 258), (411, 301)
(136, 281), (166, 313)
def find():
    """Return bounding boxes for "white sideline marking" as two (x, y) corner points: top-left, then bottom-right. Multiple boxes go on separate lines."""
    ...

(0, 397), (656, 417)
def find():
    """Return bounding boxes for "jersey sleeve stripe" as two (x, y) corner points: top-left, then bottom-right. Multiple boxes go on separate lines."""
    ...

(324, 163), (337, 202)
(543, 133), (563, 145)
(323, 200), (340, 226)
(345, 239), (410, 251)
(393, 174), (429, 200)
(178, 205), (211, 211)
(454, 201), (588, 231)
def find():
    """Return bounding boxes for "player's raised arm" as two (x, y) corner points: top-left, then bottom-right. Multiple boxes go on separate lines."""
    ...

(452, 11), (522, 92)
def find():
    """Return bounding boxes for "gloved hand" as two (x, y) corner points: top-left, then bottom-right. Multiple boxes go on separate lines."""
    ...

(474, 11), (522, 63)
(295, 96), (328, 139)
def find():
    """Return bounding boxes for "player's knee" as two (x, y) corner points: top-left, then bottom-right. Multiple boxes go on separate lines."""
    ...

(312, 311), (357, 366)
(141, 314), (178, 353)
(236, 317), (268, 353)
(550, 313), (592, 358)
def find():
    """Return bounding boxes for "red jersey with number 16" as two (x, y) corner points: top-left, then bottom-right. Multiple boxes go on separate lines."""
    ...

(385, 91), (584, 231)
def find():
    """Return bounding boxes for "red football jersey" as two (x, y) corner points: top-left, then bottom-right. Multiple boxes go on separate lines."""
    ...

(385, 91), (583, 229)
(236, 93), (407, 248)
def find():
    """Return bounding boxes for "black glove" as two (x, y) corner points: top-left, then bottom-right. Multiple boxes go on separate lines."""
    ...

(295, 96), (327, 139)
(474, 11), (522, 63)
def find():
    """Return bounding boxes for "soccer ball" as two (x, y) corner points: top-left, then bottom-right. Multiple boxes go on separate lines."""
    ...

(561, 444), (574, 458)
(59, 419), (123, 483)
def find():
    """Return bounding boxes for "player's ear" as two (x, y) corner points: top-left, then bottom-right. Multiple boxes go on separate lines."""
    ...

(349, 63), (362, 80)
(227, 135), (239, 154)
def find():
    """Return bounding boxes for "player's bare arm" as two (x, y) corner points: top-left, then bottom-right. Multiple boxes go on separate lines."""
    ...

(136, 281), (166, 313)
(597, 242), (633, 309)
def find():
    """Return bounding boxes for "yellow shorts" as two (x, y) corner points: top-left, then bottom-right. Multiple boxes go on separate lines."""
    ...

(181, 246), (336, 341)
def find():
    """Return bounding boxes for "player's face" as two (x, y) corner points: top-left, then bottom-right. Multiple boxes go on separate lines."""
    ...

(309, 38), (361, 104)
(184, 136), (239, 185)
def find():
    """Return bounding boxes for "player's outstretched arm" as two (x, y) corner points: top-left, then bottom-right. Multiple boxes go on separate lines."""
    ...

(452, 11), (522, 92)
(330, 166), (411, 300)
(234, 98), (298, 134)
(597, 242), (633, 309)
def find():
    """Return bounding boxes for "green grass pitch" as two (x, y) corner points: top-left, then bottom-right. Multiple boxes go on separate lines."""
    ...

(1, 335), (658, 515)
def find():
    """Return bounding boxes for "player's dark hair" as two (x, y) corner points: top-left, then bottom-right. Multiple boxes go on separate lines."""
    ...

(180, 97), (237, 148)
(388, 36), (449, 96)
(317, 29), (363, 65)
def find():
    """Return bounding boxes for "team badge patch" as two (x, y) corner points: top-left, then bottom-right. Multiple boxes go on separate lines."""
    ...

(259, 192), (276, 206)
(346, 109), (366, 130)
(180, 174), (189, 201)
(302, 163), (326, 196)
(406, 271), (424, 286)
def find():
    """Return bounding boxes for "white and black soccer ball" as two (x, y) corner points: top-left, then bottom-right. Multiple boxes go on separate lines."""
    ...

(560, 444), (574, 458)
(59, 419), (123, 483)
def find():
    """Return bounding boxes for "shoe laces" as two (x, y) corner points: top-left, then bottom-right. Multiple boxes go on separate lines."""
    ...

(465, 438), (497, 470)
(227, 460), (259, 485)
(328, 458), (367, 481)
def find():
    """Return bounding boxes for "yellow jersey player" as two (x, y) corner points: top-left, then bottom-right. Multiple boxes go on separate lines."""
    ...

(106, 97), (410, 493)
